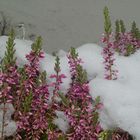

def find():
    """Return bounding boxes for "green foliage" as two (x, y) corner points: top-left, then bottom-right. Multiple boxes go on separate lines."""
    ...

(58, 135), (67, 140)
(31, 36), (42, 55)
(75, 64), (87, 84)
(58, 91), (70, 107)
(54, 56), (61, 73)
(131, 21), (137, 34)
(1, 29), (16, 71)
(40, 133), (48, 140)
(94, 96), (101, 106)
(115, 20), (120, 41)
(103, 6), (112, 35)
(131, 21), (140, 39)
(92, 96), (101, 126)
(98, 130), (112, 140)
(40, 71), (47, 84)
(126, 44), (135, 56)
(69, 47), (88, 84)
(120, 20), (126, 33)
(22, 91), (33, 112)
(69, 47), (87, 84)
(92, 112), (99, 126)
(70, 47), (78, 60)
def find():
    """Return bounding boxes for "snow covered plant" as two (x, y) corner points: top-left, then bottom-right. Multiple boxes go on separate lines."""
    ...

(114, 20), (140, 56)
(102, 7), (118, 80)
(0, 30), (18, 139)
(46, 56), (67, 140)
(15, 37), (50, 140)
(102, 7), (140, 80)
(57, 47), (103, 140)
(103, 7), (140, 57)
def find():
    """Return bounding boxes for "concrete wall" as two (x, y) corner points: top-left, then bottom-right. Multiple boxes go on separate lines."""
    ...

(0, 0), (140, 53)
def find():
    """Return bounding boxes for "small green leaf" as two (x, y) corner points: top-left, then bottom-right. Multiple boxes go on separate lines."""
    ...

(58, 92), (69, 107)
(115, 20), (120, 41)
(120, 20), (126, 33)
(94, 96), (101, 106)
(98, 130), (112, 140)
(23, 91), (33, 112)
(93, 112), (99, 126)
(75, 64), (87, 84)
(31, 36), (42, 54)
(103, 6), (112, 35)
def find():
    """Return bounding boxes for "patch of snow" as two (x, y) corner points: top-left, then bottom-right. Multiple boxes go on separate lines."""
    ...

(53, 111), (69, 133)
(56, 49), (67, 57)
(0, 103), (17, 137)
(0, 37), (140, 139)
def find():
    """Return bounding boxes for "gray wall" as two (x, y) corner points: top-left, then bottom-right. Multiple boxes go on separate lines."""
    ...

(0, 0), (140, 53)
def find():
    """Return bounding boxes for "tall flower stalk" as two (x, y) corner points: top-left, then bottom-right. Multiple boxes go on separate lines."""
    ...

(48, 56), (67, 139)
(0, 30), (19, 139)
(113, 20), (140, 56)
(50, 56), (66, 102)
(63, 48), (102, 140)
(16, 37), (49, 140)
(102, 7), (118, 80)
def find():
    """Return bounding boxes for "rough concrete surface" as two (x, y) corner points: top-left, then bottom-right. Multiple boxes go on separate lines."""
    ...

(0, 0), (139, 53)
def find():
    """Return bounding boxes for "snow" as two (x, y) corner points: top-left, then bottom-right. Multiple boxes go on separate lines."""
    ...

(0, 103), (17, 137)
(0, 36), (140, 139)
(56, 49), (67, 57)
(53, 111), (69, 133)
(0, 36), (54, 67)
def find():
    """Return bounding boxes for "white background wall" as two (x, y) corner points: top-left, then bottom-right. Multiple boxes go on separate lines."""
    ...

(0, 0), (140, 53)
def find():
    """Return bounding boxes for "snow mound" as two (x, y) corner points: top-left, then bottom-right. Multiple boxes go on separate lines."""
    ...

(53, 111), (69, 133)
(0, 103), (17, 137)
(0, 36), (139, 139)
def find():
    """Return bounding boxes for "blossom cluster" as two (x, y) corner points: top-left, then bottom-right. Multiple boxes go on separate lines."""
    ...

(0, 31), (133, 140)
(114, 32), (140, 56)
(15, 37), (50, 140)
(102, 7), (140, 81)
(61, 48), (103, 140)
(102, 33), (118, 80)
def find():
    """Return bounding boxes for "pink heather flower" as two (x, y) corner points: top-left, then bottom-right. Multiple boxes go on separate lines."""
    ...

(62, 49), (103, 140)
(16, 50), (50, 139)
(50, 56), (66, 101)
(114, 32), (140, 56)
(50, 74), (66, 90)
(47, 130), (62, 140)
(0, 65), (20, 104)
(67, 51), (83, 80)
(102, 33), (118, 80)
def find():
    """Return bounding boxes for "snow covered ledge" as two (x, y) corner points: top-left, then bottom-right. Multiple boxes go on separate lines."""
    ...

(0, 36), (139, 139)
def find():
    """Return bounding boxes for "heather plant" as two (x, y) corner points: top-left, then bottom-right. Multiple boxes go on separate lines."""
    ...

(67, 47), (83, 84)
(114, 32), (138, 56)
(102, 7), (118, 80)
(0, 20), (135, 140)
(0, 30), (135, 139)
(0, 30), (19, 139)
(120, 20), (126, 34)
(99, 128), (134, 140)
(50, 56), (66, 101)
(102, 7), (140, 80)
(15, 37), (50, 140)
(58, 47), (103, 140)
(47, 56), (67, 140)
(131, 21), (140, 40)
(113, 19), (139, 56)
(115, 20), (120, 42)
(104, 7), (140, 57)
